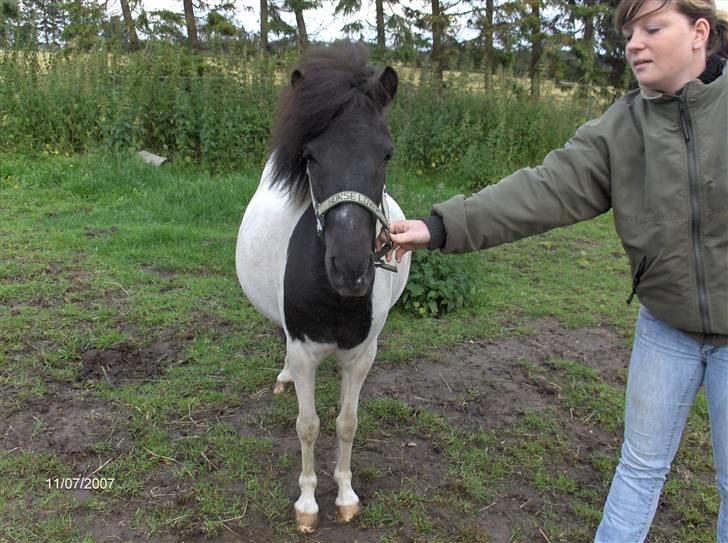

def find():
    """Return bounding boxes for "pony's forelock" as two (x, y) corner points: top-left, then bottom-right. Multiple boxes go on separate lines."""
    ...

(268, 41), (390, 205)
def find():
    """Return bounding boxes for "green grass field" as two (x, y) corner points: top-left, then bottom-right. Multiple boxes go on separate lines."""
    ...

(0, 152), (717, 542)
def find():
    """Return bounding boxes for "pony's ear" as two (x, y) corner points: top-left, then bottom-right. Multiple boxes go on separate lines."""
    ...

(379, 66), (398, 106)
(291, 69), (303, 87)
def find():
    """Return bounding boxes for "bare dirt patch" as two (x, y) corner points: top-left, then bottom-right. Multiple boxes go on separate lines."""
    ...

(84, 226), (119, 238)
(79, 329), (187, 385)
(367, 318), (629, 431)
(1, 384), (130, 469)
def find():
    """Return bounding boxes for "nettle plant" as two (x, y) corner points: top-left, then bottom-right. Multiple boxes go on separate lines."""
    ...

(399, 250), (476, 317)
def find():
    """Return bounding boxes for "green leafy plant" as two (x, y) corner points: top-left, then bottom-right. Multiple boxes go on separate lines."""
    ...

(399, 250), (475, 317)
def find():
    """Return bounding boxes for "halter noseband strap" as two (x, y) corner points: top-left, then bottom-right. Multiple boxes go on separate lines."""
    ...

(316, 191), (390, 230)
(307, 166), (398, 273)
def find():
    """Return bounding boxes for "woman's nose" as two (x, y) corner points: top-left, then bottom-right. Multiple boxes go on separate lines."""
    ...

(626, 32), (644, 52)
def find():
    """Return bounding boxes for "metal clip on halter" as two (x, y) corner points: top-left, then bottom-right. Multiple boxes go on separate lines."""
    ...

(374, 229), (397, 273)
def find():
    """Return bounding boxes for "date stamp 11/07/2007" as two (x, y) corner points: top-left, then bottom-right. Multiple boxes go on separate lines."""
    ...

(47, 477), (115, 490)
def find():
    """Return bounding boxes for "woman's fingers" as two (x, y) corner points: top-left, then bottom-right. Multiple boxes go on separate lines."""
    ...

(385, 220), (432, 262)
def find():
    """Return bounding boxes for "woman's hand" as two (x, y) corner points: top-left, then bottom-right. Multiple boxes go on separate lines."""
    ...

(379, 220), (432, 263)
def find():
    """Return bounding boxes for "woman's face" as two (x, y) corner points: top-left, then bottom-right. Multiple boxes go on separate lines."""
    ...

(623, 0), (709, 94)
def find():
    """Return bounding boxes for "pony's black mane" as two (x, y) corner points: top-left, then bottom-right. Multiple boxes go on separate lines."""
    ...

(269, 41), (392, 204)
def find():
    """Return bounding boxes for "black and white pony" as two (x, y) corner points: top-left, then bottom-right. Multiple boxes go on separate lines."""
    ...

(235, 42), (411, 533)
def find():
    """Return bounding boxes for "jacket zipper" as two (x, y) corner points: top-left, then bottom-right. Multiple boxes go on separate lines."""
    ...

(678, 95), (711, 334)
(626, 255), (647, 305)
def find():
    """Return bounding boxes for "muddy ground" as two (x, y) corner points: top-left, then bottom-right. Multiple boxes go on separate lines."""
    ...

(2, 319), (704, 542)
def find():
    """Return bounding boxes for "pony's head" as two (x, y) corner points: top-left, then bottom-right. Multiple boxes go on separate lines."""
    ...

(269, 41), (398, 297)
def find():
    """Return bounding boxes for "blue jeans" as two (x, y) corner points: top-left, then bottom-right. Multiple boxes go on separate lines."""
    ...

(595, 306), (728, 543)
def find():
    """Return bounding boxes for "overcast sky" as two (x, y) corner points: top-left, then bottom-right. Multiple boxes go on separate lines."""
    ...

(120, 0), (728, 44)
(133, 0), (409, 42)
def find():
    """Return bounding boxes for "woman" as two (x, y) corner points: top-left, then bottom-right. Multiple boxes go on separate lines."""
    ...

(385, 0), (728, 540)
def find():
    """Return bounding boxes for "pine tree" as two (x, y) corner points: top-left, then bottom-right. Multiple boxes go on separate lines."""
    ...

(119, 0), (139, 50)
(182, 0), (198, 48)
(0, 0), (20, 46)
(260, 0), (268, 50)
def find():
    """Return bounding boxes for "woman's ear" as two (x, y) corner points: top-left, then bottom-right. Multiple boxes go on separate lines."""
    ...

(693, 17), (710, 50)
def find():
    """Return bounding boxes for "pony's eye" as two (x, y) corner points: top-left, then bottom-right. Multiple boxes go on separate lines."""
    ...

(302, 149), (316, 164)
(384, 149), (394, 161)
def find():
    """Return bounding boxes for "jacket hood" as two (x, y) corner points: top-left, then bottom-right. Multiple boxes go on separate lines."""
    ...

(699, 53), (726, 84)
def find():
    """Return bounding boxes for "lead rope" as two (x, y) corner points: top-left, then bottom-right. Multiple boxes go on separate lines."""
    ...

(373, 186), (397, 272)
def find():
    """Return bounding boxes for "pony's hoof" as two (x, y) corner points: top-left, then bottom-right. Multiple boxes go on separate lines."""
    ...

(336, 502), (361, 523)
(296, 510), (319, 533)
(273, 380), (291, 395)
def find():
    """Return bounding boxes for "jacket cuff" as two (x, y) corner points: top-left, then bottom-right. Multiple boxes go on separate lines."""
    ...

(422, 215), (446, 250)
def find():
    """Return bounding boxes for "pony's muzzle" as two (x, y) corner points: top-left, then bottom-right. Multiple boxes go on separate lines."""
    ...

(326, 253), (374, 297)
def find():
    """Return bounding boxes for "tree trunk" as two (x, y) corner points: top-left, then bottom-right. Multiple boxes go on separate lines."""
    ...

(375, 0), (385, 50)
(294, 4), (308, 51)
(528, 0), (542, 98)
(580, 0), (595, 96)
(431, 0), (443, 83)
(482, 0), (494, 92)
(583, 0), (594, 44)
(119, 0), (140, 50)
(260, 0), (268, 51)
(183, 0), (198, 49)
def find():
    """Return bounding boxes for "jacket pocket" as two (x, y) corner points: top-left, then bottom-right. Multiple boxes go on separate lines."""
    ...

(626, 255), (647, 305)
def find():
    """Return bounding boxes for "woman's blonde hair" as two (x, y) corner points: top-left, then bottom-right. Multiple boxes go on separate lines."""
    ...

(615, 0), (728, 57)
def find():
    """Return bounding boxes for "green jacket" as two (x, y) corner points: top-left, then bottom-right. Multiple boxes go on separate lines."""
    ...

(431, 60), (727, 339)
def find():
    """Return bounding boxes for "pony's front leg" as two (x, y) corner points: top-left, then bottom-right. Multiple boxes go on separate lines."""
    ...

(334, 342), (376, 523)
(288, 344), (321, 533)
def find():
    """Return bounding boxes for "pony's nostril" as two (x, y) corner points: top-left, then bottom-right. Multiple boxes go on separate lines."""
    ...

(358, 255), (373, 277)
(329, 255), (372, 291)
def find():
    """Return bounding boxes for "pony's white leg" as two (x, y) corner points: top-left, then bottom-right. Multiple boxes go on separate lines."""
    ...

(288, 344), (321, 533)
(334, 341), (376, 523)
(273, 355), (293, 395)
